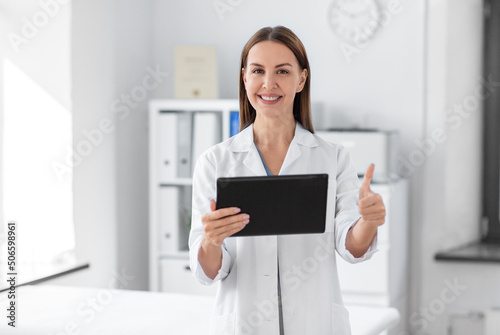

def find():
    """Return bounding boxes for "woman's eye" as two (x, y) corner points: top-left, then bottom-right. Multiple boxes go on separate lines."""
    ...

(252, 69), (263, 74)
(277, 69), (289, 74)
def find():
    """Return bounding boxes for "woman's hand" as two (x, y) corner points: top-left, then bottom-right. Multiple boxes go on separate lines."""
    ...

(346, 164), (386, 258)
(357, 164), (386, 229)
(199, 200), (249, 279)
(201, 200), (250, 247)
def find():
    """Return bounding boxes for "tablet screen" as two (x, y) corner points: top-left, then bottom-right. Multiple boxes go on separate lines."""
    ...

(216, 174), (329, 236)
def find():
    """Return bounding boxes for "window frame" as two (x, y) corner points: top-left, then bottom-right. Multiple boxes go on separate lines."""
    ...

(482, 0), (500, 243)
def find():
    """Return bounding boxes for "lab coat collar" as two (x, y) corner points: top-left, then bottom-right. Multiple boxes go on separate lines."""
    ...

(228, 122), (318, 153)
(229, 122), (318, 176)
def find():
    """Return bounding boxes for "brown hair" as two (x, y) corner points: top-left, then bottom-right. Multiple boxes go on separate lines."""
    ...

(239, 26), (314, 132)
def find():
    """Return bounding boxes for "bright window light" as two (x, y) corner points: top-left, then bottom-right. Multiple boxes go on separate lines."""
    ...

(2, 58), (74, 263)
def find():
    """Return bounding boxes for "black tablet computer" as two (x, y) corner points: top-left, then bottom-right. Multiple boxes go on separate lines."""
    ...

(216, 174), (329, 236)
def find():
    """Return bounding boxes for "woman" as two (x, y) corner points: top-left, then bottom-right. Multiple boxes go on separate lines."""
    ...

(189, 26), (386, 335)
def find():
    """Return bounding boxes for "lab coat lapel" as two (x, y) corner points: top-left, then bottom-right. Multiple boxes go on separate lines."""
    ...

(278, 136), (301, 175)
(228, 124), (267, 176)
(279, 122), (318, 175)
(243, 146), (267, 176)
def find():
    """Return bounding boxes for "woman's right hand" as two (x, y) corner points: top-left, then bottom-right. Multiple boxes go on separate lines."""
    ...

(201, 199), (250, 247)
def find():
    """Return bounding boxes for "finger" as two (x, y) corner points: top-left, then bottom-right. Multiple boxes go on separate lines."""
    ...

(359, 207), (386, 218)
(205, 215), (250, 242)
(360, 164), (375, 195)
(361, 215), (385, 224)
(359, 204), (385, 215)
(203, 206), (242, 222)
(210, 199), (216, 212)
(358, 193), (383, 208)
(359, 210), (386, 220)
(211, 217), (249, 237)
(212, 224), (247, 243)
(359, 201), (385, 215)
(208, 213), (250, 231)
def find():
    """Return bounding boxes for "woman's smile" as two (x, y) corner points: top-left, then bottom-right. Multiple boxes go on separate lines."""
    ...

(258, 94), (283, 104)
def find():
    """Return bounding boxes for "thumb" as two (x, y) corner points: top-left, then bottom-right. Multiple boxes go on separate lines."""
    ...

(210, 199), (216, 212)
(360, 164), (375, 197)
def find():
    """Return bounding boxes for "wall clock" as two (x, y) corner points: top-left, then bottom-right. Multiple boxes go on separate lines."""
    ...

(328, 0), (380, 44)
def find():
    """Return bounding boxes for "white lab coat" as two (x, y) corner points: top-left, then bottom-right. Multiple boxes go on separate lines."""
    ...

(189, 122), (377, 335)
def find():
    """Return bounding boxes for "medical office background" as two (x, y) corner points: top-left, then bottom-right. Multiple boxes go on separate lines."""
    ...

(0, 0), (499, 334)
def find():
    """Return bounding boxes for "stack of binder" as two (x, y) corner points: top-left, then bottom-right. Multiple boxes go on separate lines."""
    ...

(158, 111), (223, 181)
(157, 110), (240, 254)
(159, 186), (192, 253)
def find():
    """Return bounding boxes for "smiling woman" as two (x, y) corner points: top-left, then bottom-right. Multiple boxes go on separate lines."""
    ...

(189, 25), (386, 335)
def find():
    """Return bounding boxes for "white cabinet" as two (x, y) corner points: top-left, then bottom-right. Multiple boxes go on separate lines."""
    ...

(336, 180), (409, 335)
(149, 99), (239, 294)
(159, 258), (217, 296)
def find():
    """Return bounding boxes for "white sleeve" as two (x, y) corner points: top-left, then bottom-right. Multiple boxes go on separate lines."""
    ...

(334, 146), (378, 263)
(188, 152), (232, 285)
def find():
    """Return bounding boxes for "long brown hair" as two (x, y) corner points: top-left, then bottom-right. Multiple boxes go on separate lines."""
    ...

(239, 26), (314, 132)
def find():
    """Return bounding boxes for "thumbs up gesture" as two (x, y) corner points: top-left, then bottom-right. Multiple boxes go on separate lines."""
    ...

(358, 164), (386, 228)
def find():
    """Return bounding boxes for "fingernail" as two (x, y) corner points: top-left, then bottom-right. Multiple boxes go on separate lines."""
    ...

(243, 214), (250, 220)
(243, 218), (250, 224)
(234, 208), (241, 213)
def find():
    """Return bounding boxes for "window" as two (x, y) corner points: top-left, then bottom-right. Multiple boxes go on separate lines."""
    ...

(0, 1), (75, 263)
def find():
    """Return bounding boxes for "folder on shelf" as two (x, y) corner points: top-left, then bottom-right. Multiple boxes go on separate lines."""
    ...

(230, 111), (239, 137)
(159, 108), (239, 179)
(191, 112), (222, 175)
(158, 112), (178, 181)
(159, 186), (180, 253)
(177, 113), (193, 178)
(177, 186), (192, 251)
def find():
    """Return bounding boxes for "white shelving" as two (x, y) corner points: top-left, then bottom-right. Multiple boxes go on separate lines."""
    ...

(149, 99), (239, 295)
(336, 180), (409, 335)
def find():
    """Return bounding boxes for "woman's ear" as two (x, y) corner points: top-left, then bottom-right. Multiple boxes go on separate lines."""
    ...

(296, 68), (308, 93)
(242, 68), (247, 85)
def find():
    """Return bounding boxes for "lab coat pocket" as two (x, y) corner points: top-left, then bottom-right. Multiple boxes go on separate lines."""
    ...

(209, 313), (235, 335)
(324, 180), (337, 232)
(332, 302), (352, 335)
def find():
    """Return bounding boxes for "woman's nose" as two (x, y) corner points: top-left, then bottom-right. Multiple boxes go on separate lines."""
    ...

(262, 73), (277, 89)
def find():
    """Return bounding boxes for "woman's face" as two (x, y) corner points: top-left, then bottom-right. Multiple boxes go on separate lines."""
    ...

(243, 41), (307, 120)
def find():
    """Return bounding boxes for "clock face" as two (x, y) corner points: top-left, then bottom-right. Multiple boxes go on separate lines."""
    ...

(328, 0), (380, 44)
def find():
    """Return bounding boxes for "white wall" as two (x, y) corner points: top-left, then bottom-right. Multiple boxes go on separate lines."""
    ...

(114, 0), (153, 291)
(50, 0), (152, 290)
(63, 0), (120, 287)
(151, 0), (425, 154)
(416, 0), (500, 334)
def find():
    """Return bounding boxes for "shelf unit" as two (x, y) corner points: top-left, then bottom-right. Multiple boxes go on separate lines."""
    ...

(337, 180), (409, 335)
(149, 99), (239, 295)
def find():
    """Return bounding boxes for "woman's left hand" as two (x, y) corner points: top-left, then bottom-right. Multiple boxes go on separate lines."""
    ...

(357, 164), (386, 228)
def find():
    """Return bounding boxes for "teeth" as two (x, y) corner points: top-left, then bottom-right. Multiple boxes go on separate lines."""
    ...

(260, 95), (280, 101)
